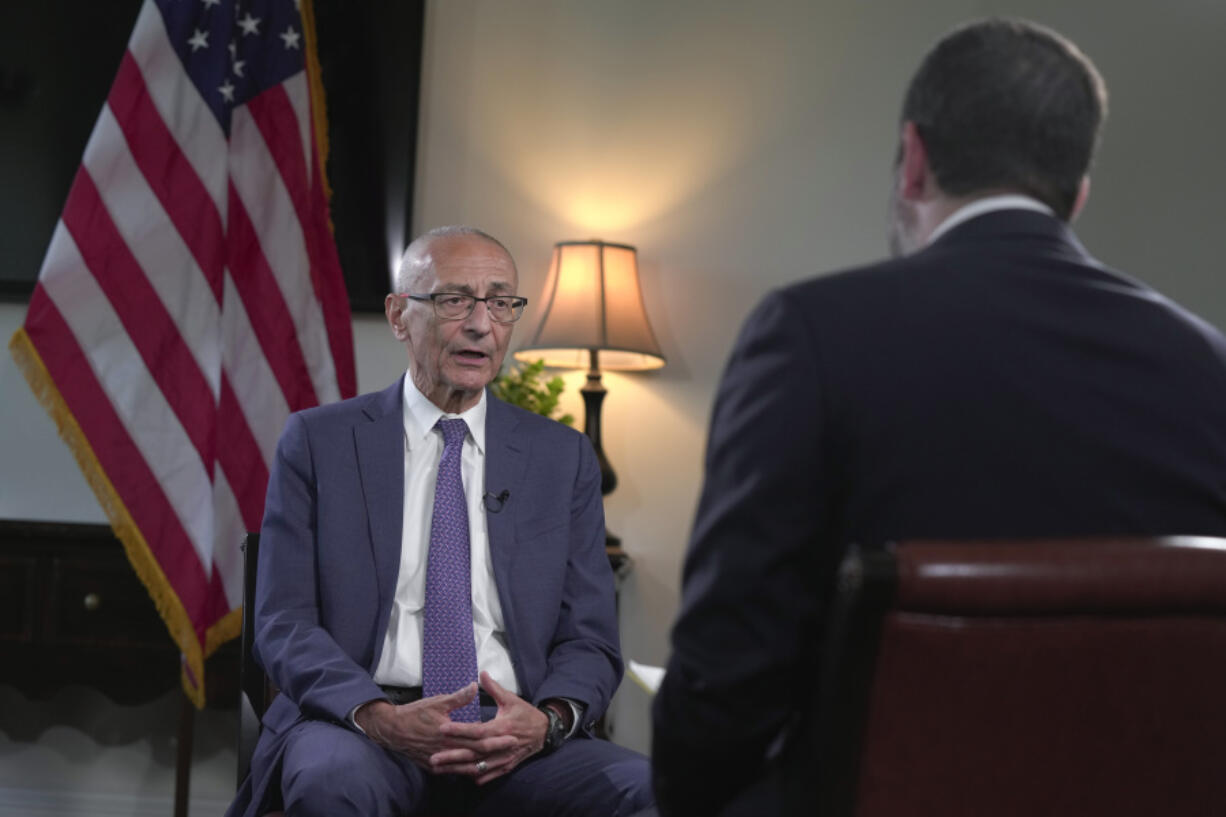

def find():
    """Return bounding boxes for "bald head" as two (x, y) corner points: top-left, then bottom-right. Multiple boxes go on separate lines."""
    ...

(394, 226), (517, 294)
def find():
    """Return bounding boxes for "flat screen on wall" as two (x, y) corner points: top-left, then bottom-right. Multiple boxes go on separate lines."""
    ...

(0, 0), (423, 314)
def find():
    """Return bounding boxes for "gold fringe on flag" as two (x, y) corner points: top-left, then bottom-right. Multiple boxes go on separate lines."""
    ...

(300, 0), (334, 203)
(8, 327), (231, 708)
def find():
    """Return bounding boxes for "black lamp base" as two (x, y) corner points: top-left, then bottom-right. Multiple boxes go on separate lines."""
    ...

(581, 351), (623, 558)
(582, 371), (617, 496)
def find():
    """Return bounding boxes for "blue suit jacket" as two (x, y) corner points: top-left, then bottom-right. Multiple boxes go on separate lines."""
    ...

(232, 379), (621, 815)
(652, 210), (1226, 815)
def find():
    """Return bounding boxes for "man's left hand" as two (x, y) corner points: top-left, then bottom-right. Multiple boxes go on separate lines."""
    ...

(430, 671), (549, 784)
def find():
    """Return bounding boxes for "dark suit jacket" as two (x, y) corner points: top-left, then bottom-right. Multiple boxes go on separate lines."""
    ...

(652, 209), (1226, 815)
(230, 379), (621, 816)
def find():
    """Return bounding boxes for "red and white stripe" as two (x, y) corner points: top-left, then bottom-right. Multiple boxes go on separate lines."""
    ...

(20, 0), (355, 653)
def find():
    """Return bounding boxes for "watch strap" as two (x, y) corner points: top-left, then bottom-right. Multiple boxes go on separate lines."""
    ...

(538, 703), (567, 752)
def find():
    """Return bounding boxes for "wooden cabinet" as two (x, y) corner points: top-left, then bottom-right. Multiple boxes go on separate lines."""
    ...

(0, 519), (236, 705)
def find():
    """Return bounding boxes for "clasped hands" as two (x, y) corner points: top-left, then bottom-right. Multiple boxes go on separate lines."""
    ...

(354, 670), (549, 785)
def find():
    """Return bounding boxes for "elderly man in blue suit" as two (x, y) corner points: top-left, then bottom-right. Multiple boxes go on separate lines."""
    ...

(227, 226), (654, 817)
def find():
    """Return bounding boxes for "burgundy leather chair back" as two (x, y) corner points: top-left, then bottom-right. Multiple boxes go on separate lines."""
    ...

(794, 536), (1226, 817)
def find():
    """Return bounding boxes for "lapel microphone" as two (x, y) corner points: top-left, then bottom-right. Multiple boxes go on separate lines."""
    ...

(483, 489), (510, 513)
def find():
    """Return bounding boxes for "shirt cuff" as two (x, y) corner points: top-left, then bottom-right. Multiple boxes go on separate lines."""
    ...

(348, 702), (368, 735)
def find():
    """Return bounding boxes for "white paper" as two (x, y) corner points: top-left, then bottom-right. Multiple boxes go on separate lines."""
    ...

(627, 659), (665, 695)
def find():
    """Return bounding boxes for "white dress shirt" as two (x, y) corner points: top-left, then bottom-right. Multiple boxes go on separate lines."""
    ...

(371, 376), (518, 693)
(926, 193), (1054, 246)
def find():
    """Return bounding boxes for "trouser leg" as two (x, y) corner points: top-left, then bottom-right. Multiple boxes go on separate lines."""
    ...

(280, 720), (430, 817)
(468, 735), (654, 817)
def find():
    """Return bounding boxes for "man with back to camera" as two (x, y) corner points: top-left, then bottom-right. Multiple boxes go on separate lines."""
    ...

(226, 226), (654, 817)
(651, 18), (1226, 816)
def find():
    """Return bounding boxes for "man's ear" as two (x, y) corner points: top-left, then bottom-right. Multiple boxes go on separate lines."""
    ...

(1070, 176), (1091, 221)
(385, 293), (410, 342)
(898, 121), (932, 202)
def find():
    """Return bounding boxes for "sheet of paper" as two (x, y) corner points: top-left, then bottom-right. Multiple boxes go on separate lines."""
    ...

(627, 659), (665, 695)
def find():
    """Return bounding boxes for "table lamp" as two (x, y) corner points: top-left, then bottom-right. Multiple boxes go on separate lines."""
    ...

(514, 240), (666, 554)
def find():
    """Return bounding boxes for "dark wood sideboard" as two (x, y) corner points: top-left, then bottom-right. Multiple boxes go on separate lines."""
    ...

(0, 519), (238, 704)
(0, 519), (237, 817)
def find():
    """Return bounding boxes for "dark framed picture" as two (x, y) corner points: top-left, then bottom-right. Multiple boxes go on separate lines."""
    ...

(0, 0), (423, 314)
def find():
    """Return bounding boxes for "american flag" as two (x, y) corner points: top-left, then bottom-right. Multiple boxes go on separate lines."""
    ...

(8, 0), (356, 705)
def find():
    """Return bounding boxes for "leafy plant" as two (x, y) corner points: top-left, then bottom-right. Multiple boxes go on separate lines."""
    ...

(491, 359), (575, 426)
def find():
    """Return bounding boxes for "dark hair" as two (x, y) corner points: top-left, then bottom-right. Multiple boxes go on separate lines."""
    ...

(901, 18), (1107, 219)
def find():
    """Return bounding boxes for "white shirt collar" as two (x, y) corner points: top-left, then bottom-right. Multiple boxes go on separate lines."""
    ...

(401, 374), (487, 455)
(926, 193), (1054, 246)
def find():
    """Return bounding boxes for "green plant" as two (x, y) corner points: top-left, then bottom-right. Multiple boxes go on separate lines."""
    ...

(491, 359), (575, 426)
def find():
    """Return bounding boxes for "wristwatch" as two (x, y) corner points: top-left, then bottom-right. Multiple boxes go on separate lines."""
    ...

(538, 703), (568, 753)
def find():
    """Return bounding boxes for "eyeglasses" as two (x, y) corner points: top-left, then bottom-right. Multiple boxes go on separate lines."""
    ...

(399, 292), (528, 324)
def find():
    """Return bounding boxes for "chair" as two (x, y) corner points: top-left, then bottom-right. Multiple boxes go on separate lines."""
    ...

(236, 531), (286, 817)
(789, 536), (1226, 817)
(237, 531), (273, 788)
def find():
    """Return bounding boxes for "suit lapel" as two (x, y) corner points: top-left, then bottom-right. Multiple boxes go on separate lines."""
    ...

(484, 392), (528, 590)
(354, 378), (406, 640)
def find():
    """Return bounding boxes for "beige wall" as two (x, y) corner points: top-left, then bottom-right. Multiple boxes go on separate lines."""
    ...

(402, 0), (1226, 751)
(3, 0), (1225, 755)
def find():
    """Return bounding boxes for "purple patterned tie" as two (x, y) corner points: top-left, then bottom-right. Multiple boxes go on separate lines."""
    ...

(422, 418), (480, 722)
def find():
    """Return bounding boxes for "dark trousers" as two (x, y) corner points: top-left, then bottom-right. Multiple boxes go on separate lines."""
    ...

(277, 705), (653, 817)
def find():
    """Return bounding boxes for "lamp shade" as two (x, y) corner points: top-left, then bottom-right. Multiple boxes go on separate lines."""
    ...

(515, 240), (666, 371)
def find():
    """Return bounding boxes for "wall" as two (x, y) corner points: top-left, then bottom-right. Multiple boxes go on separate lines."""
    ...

(2, 0), (1225, 760)
(405, 0), (1226, 751)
